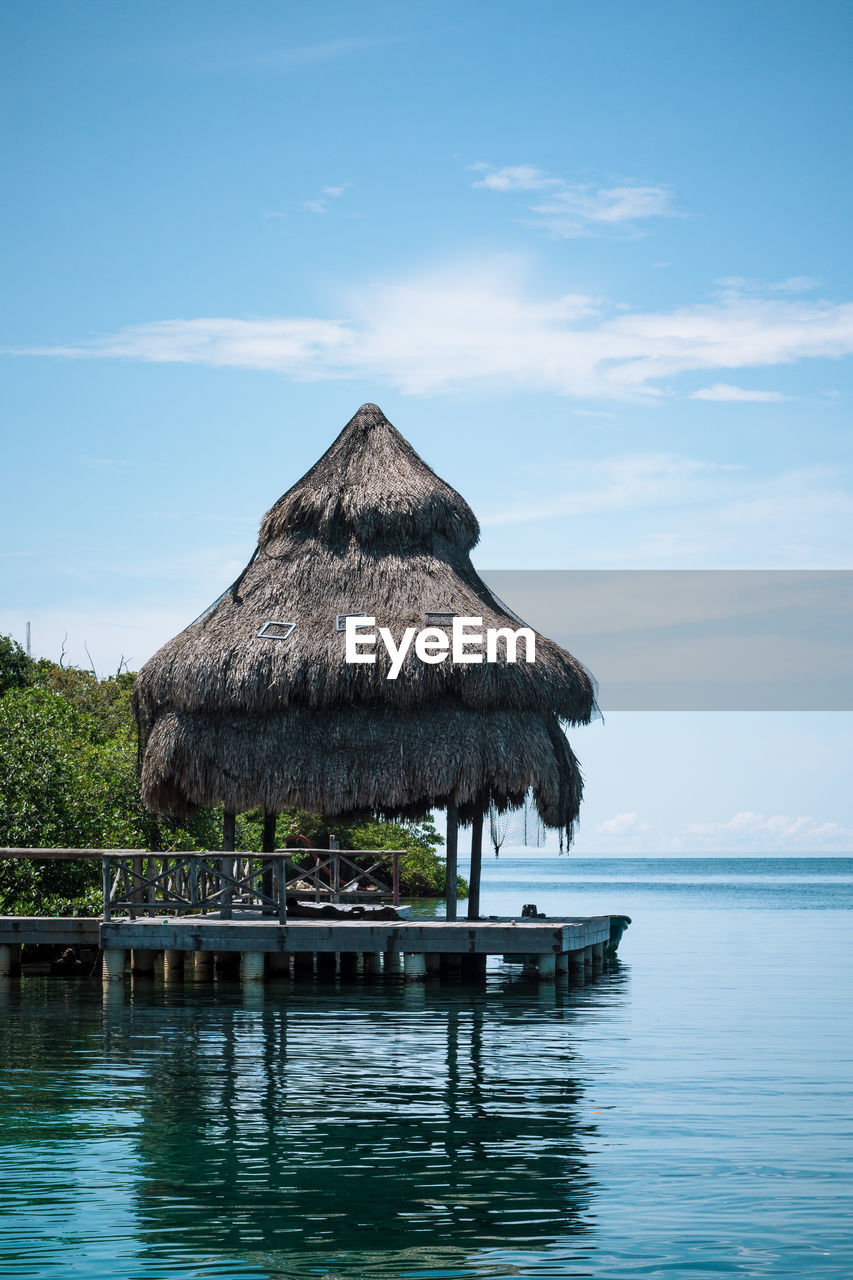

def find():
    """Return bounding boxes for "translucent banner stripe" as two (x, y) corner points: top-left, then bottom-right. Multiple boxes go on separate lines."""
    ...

(480, 570), (853, 711)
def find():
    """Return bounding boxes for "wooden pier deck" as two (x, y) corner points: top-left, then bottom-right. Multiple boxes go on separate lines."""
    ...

(0, 911), (622, 985)
(0, 849), (629, 987)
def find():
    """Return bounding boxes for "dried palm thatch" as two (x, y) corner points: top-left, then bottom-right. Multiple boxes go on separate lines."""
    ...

(133, 404), (595, 839)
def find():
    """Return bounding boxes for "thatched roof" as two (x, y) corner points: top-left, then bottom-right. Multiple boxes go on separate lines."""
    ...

(133, 404), (595, 836)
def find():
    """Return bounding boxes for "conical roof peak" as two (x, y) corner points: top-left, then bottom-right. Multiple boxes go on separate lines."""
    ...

(259, 403), (480, 551)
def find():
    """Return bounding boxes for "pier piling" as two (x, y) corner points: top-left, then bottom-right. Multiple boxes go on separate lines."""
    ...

(242, 952), (265, 985)
(102, 949), (125, 984)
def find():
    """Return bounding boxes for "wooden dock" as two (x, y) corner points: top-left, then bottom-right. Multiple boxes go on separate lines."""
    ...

(0, 848), (629, 988)
(0, 911), (622, 985)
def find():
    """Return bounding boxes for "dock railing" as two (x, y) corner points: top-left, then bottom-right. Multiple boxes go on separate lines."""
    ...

(0, 848), (403, 924)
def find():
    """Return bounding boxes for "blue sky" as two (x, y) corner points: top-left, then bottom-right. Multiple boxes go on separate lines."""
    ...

(1, 1), (852, 852)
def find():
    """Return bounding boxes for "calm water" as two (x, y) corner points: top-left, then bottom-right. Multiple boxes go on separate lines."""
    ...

(1, 857), (851, 1280)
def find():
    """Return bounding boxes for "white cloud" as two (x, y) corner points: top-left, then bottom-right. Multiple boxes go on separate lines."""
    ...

(86, 457), (130, 472)
(683, 811), (853, 851)
(304, 184), (347, 215)
(16, 260), (853, 401)
(573, 808), (853, 853)
(470, 164), (560, 192)
(472, 164), (675, 236)
(530, 183), (674, 237)
(690, 383), (791, 402)
(200, 38), (391, 73)
(597, 812), (651, 836)
(716, 275), (821, 297)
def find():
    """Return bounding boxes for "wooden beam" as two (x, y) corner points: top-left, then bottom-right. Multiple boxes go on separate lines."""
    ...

(262, 811), (277, 907)
(100, 916), (612, 956)
(445, 799), (458, 921)
(0, 917), (100, 945)
(467, 807), (484, 921)
(262, 813), (277, 853)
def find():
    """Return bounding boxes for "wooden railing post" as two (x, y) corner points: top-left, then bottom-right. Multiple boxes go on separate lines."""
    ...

(221, 812), (235, 919)
(102, 856), (112, 921)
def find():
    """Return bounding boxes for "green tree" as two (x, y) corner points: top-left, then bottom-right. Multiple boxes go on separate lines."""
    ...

(0, 635), (34, 695)
(0, 636), (462, 909)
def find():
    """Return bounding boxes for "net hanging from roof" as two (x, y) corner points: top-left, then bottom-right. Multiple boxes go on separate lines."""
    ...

(489, 793), (548, 857)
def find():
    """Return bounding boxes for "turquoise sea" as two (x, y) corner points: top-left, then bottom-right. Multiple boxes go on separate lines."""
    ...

(1, 857), (851, 1280)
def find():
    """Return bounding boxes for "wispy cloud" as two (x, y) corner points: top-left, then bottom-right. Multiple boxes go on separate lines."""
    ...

(470, 163), (560, 192)
(15, 260), (853, 401)
(529, 183), (675, 238)
(479, 453), (853, 567)
(716, 275), (821, 297)
(580, 809), (853, 852)
(690, 383), (791, 402)
(596, 812), (651, 836)
(683, 810), (853, 850)
(472, 164), (676, 237)
(86, 457), (130, 472)
(304, 183), (348, 215)
(190, 37), (391, 74)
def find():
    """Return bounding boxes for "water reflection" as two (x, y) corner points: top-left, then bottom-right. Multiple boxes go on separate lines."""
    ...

(0, 974), (628, 1279)
(121, 981), (608, 1278)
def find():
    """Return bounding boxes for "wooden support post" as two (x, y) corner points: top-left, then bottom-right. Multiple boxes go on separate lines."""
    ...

(221, 810), (236, 919)
(163, 949), (184, 982)
(0, 945), (12, 977)
(362, 952), (381, 976)
(339, 951), (358, 978)
(268, 952), (290, 978)
(192, 951), (213, 981)
(569, 951), (586, 985)
(538, 954), (557, 981)
(102, 949), (125, 984)
(132, 949), (155, 977)
(593, 941), (606, 972)
(467, 806), (484, 920)
(445, 798), (458, 921)
(262, 811), (277, 910)
(555, 952), (569, 979)
(384, 949), (402, 975)
(404, 953), (427, 981)
(584, 945), (594, 978)
(392, 850), (400, 906)
(242, 952), (265, 985)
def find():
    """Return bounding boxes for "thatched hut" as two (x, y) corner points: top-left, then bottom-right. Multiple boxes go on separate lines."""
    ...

(133, 404), (595, 916)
